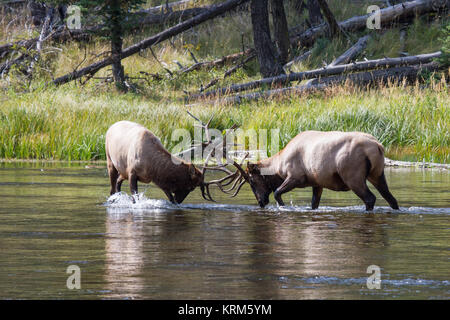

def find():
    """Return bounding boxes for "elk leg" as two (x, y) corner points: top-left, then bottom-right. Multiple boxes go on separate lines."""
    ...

(174, 190), (190, 204)
(108, 162), (119, 195)
(163, 189), (175, 204)
(116, 175), (125, 193)
(311, 186), (323, 209)
(350, 184), (376, 211)
(368, 172), (399, 210)
(129, 171), (138, 195)
(274, 177), (298, 206)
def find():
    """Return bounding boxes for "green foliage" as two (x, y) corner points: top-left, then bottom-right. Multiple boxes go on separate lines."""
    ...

(436, 22), (450, 67)
(75, 0), (146, 36)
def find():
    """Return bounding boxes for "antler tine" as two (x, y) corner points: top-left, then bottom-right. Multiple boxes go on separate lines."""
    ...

(222, 152), (250, 194)
(184, 111), (248, 201)
(202, 151), (251, 196)
(230, 178), (247, 198)
(221, 175), (244, 193)
(203, 184), (216, 202)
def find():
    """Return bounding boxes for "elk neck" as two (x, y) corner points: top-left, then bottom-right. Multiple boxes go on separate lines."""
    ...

(149, 151), (196, 188)
(256, 155), (284, 192)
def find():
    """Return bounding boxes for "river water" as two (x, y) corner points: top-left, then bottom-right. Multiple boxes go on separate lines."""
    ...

(0, 162), (448, 299)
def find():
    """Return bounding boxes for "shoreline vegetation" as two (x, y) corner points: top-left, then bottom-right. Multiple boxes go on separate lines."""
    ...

(1, 83), (448, 164)
(0, 1), (448, 164)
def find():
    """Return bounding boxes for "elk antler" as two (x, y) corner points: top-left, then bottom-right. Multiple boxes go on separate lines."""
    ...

(179, 111), (246, 202)
(201, 152), (249, 201)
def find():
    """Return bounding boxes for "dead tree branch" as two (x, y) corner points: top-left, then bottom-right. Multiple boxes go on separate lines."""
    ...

(50, 0), (251, 86)
(187, 51), (442, 100)
(290, 0), (439, 49)
(192, 62), (442, 105)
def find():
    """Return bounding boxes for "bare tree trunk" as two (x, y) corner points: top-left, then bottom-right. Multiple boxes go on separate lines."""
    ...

(110, 0), (125, 90)
(292, 0), (306, 14)
(316, 0), (341, 37)
(306, 0), (323, 25)
(29, 1), (46, 26)
(251, 0), (284, 77)
(271, 0), (290, 64)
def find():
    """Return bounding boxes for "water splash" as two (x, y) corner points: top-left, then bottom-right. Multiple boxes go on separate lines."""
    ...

(104, 192), (258, 214)
(103, 192), (450, 215)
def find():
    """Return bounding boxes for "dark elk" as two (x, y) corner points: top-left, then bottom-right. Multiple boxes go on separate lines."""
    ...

(105, 113), (240, 204)
(224, 131), (399, 211)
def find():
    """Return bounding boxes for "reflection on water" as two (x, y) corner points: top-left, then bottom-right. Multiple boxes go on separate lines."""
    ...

(105, 213), (145, 299)
(0, 163), (449, 299)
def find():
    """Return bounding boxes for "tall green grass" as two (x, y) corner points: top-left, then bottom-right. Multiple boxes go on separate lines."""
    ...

(0, 83), (448, 162)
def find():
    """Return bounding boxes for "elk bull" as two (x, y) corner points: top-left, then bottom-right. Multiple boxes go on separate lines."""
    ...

(106, 120), (214, 204)
(231, 131), (399, 211)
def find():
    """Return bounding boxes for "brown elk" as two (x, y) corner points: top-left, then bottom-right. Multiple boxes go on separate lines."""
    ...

(105, 119), (234, 204)
(226, 131), (399, 211)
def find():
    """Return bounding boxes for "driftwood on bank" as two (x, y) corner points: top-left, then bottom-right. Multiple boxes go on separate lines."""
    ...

(290, 0), (440, 48)
(195, 62), (441, 105)
(187, 51), (442, 100)
(50, 0), (250, 86)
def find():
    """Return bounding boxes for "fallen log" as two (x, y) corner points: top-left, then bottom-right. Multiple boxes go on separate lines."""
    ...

(290, 0), (439, 48)
(137, 5), (213, 26)
(187, 51), (441, 100)
(283, 49), (312, 70)
(328, 35), (370, 67)
(181, 48), (255, 74)
(199, 52), (257, 92)
(139, 0), (193, 14)
(51, 0), (250, 86)
(196, 62), (442, 105)
(306, 34), (370, 85)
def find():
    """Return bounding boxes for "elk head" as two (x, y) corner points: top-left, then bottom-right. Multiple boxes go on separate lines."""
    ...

(175, 163), (204, 204)
(232, 162), (271, 208)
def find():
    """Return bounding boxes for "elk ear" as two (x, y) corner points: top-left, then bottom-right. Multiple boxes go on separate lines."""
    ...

(189, 163), (197, 179)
